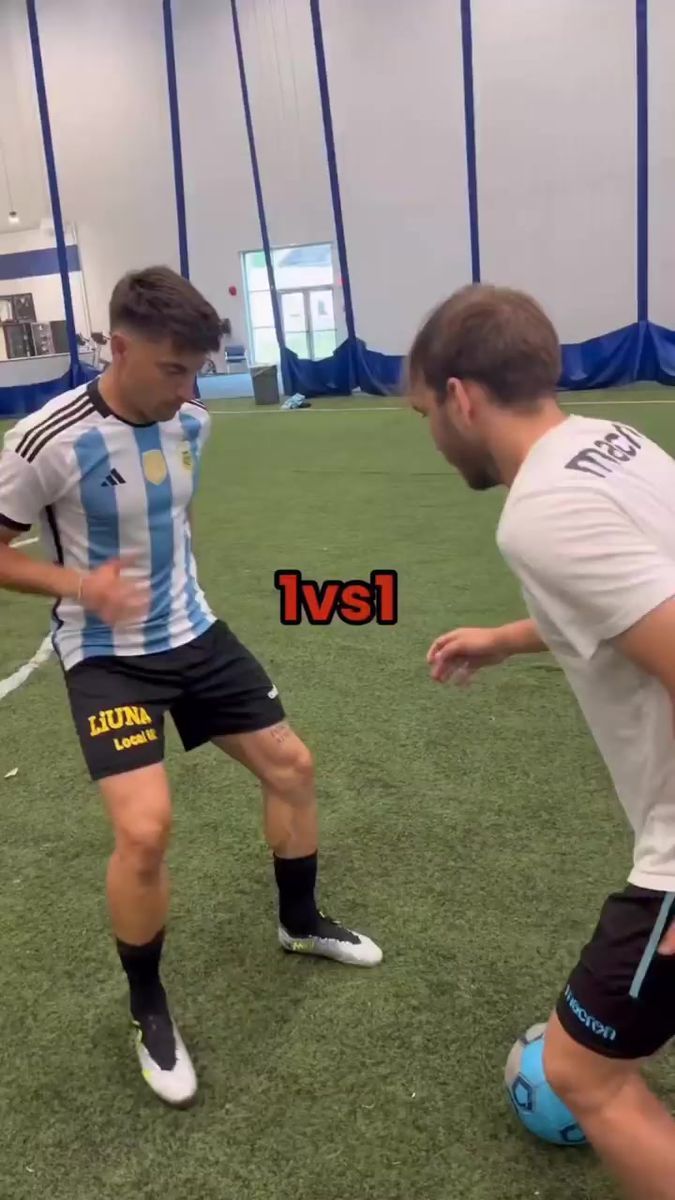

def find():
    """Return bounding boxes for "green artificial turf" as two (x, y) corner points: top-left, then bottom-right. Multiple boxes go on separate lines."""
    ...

(1, 386), (674, 1200)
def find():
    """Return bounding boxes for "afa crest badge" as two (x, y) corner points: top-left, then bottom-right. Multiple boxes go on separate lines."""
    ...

(142, 449), (167, 486)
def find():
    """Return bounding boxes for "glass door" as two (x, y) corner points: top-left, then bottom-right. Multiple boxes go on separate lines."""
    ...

(281, 291), (309, 359)
(279, 287), (337, 360)
(308, 289), (337, 359)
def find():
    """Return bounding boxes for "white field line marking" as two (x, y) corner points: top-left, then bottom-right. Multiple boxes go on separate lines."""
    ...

(12, 536), (38, 548)
(0, 634), (53, 703)
(209, 406), (402, 414)
(563, 398), (675, 407)
(209, 397), (675, 415)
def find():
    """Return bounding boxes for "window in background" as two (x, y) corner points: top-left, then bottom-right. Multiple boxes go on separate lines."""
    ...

(243, 243), (337, 364)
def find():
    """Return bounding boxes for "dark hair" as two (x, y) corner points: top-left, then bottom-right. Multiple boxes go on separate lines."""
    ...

(408, 284), (561, 407)
(109, 266), (222, 354)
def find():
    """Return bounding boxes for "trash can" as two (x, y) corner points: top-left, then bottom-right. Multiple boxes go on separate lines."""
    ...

(251, 364), (280, 406)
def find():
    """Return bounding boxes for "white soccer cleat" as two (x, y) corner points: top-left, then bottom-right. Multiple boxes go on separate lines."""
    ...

(279, 913), (383, 967)
(132, 1010), (197, 1108)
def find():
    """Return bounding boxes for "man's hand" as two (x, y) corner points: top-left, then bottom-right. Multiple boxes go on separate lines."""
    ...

(427, 619), (546, 685)
(80, 559), (148, 626)
(427, 627), (509, 685)
(0, 537), (148, 625)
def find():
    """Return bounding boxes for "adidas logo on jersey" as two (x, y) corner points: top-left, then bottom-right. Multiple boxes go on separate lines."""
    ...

(101, 469), (126, 488)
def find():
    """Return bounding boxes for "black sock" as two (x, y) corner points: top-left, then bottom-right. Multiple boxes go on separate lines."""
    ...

(274, 852), (320, 936)
(116, 929), (168, 1019)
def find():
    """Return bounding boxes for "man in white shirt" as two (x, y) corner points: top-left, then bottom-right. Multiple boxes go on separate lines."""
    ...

(0, 266), (381, 1108)
(409, 283), (675, 1200)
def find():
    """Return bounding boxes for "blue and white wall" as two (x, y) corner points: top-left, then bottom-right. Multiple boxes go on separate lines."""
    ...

(0, 0), (673, 410)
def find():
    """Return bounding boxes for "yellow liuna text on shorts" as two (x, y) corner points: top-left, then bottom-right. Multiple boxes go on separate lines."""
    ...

(88, 706), (155, 739)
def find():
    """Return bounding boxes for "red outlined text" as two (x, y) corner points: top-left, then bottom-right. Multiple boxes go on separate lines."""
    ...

(274, 570), (398, 626)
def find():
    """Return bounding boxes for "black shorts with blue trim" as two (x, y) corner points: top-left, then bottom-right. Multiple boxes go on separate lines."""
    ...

(64, 620), (285, 782)
(556, 885), (675, 1060)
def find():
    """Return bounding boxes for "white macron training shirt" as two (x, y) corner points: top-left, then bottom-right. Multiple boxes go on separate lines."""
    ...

(498, 415), (675, 892)
(0, 380), (215, 671)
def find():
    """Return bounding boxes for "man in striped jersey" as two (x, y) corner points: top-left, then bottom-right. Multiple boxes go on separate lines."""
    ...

(0, 267), (381, 1108)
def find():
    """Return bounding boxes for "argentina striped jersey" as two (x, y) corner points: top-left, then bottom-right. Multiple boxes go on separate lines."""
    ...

(0, 380), (215, 670)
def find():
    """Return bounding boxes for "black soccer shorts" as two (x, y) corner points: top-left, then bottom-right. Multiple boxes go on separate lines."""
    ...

(556, 884), (675, 1060)
(64, 620), (286, 781)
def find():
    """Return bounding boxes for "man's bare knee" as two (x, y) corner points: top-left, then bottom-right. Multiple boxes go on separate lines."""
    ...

(103, 767), (173, 882)
(114, 813), (171, 880)
(266, 742), (315, 796)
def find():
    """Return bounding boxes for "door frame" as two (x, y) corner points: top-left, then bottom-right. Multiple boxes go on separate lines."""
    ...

(278, 287), (336, 360)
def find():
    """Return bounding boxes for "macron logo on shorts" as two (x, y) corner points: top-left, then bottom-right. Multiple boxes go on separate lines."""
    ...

(564, 985), (617, 1042)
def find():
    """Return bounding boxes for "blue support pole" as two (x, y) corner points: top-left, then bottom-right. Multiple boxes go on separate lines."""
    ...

(163, 0), (190, 279)
(26, 0), (80, 378)
(460, 0), (481, 283)
(231, 0), (289, 391)
(636, 0), (649, 323)
(309, 0), (356, 348)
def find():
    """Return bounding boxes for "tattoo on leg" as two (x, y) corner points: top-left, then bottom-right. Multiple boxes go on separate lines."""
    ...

(269, 723), (292, 745)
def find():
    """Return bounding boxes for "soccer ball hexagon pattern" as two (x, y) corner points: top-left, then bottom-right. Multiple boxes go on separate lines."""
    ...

(504, 1023), (587, 1147)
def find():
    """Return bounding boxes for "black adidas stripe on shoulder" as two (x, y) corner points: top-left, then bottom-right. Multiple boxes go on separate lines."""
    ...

(20, 400), (96, 464)
(187, 397), (207, 411)
(17, 392), (90, 458)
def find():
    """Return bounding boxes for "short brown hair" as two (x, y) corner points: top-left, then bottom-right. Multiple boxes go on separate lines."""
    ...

(109, 266), (222, 354)
(408, 284), (561, 407)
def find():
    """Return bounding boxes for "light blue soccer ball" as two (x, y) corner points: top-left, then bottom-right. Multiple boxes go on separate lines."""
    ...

(504, 1023), (587, 1147)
